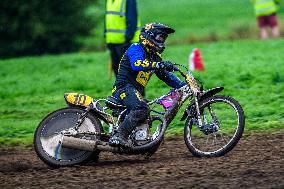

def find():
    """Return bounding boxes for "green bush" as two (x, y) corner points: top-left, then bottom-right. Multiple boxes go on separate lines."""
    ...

(0, 0), (101, 58)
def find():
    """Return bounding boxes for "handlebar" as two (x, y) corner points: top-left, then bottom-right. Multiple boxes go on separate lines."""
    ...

(170, 62), (202, 93)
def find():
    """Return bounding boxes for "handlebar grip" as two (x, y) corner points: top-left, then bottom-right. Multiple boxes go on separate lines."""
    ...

(172, 66), (179, 72)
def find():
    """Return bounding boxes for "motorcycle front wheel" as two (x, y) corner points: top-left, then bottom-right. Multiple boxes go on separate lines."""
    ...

(184, 95), (245, 157)
(34, 107), (102, 167)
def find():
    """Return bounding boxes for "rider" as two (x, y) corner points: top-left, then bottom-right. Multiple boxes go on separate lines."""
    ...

(109, 22), (186, 147)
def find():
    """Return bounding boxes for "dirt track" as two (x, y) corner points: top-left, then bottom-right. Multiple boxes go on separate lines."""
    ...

(0, 133), (283, 189)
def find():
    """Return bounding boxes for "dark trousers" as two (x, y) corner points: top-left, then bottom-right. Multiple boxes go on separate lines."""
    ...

(113, 85), (150, 136)
(107, 43), (130, 77)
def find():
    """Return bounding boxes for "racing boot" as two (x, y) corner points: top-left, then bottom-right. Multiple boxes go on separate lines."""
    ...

(109, 116), (135, 147)
(108, 131), (130, 147)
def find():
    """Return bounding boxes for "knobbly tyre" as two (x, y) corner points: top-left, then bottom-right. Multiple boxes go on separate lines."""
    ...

(34, 63), (245, 167)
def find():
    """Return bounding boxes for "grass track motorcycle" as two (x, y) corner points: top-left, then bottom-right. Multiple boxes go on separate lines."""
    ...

(34, 63), (245, 167)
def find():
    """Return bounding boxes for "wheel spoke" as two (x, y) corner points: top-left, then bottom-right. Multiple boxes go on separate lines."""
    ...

(213, 133), (219, 145)
(217, 131), (227, 146)
(208, 106), (220, 128)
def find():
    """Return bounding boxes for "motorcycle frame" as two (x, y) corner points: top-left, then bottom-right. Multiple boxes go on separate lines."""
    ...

(66, 66), (224, 138)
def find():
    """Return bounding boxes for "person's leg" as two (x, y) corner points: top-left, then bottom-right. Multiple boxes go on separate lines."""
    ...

(257, 16), (269, 39)
(269, 14), (280, 38)
(112, 43), (131, 76)
(260, 28), (269, 39)
(109, 87), (149, 147)
(271, 26), (280, 38)
(107, 44), (119, 76)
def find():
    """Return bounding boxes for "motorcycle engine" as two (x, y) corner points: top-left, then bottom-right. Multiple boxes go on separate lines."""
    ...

(134, 123), (149, 141)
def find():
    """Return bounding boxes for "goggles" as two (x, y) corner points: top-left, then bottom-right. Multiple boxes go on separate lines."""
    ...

(155, 33), (168, 43)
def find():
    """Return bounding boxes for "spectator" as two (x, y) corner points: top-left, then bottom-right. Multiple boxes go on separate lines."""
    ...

(105, 0), (141, 77)
(251, 0), (280, 39)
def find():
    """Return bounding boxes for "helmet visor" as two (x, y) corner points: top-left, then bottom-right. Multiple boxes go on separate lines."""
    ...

(155, 33), (167, 43)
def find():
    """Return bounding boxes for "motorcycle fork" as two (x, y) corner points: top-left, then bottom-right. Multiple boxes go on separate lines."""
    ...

(194, 96), (203, 128)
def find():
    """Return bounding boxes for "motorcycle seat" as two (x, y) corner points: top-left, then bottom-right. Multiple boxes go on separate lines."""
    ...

(106, 96), (126, 109)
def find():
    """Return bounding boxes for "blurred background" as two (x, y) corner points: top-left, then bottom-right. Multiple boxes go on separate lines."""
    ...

(2, 0), (284, 58)
(0, 0), (283, 146)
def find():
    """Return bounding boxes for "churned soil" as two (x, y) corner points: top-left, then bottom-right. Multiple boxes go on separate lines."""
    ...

(0, 132), (283, 189)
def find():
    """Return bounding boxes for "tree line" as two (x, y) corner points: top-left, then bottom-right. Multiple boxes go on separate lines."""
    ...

(0, 0), (104, 58)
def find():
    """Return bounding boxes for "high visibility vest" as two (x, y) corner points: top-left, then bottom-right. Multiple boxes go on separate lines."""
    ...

(253, 0), (278, 16)
(106, 0), (141, 44)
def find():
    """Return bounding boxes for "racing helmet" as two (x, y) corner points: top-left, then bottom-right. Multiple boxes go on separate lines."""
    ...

(139, 23), (175, 53)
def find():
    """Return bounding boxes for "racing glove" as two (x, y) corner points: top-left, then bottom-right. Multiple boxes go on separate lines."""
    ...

(155, 61), (175, 72)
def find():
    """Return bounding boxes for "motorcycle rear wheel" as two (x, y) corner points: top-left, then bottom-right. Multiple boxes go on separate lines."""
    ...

(34, 107), (102, 167)
(184, 95), (245, 157)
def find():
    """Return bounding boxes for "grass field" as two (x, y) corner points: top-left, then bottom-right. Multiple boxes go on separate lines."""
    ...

(90, 0), (284, 49)
(140, 0), (284, 40)
(0, 38), (283, 146)
(140, 0), (254, 41)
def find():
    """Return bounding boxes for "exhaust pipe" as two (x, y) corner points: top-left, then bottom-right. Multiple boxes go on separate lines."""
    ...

(61, 136), (119, 152)
(97, 144), (119, 153)
(62, 136), (97, 151)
